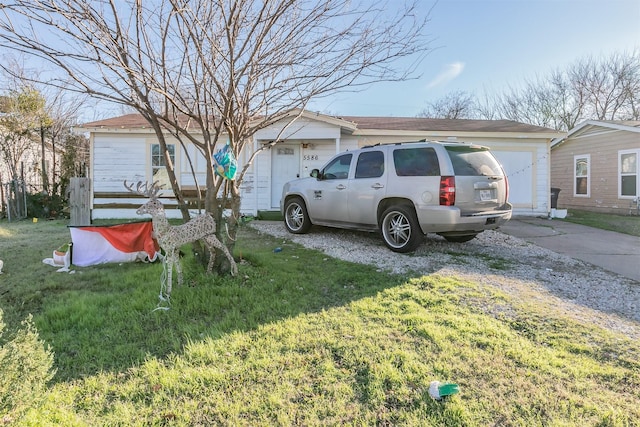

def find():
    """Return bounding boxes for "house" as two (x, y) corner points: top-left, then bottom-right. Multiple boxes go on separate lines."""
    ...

(550, 120), (640, 215)
(79, 111), (564, 221)
(0, 133), (55, 219)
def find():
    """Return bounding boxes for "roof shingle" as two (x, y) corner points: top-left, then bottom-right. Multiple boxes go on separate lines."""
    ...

(81, 112), (560, 134)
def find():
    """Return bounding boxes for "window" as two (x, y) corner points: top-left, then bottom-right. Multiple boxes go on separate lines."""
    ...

(574, 155), (589, 197)
(152, 143), (175, 189)
(620, 150), (639, 198)
(445, 145), (503, 176)
(393, 147), (440, 176)
(321, 153), (352, 180)
(355, 151), (384, 178)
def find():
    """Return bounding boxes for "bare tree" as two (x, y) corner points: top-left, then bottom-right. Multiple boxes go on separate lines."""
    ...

(489, 76), (571, 130)
(480, 49), (640, 130)
(1, 59), (89, 198)
(42, 87), (89, 195)
(0, 0), (432, 272)
(569, 50), (640, 121)
(57, 131), (89, 198)
(418, 90), (476, 119)
(0, 84), (48, 183)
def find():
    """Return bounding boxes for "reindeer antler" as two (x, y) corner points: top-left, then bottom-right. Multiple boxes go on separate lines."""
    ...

(124, 180), (162, 199)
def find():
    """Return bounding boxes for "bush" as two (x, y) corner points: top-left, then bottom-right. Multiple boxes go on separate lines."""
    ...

(26, 192), (67, 219)
(0, 310), (55, 424)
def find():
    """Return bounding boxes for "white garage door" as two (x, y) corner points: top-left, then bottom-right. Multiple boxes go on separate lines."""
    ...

(492, 150), (534, 208)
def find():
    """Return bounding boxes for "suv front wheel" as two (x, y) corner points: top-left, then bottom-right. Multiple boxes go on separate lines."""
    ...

(380, 205), (423, 253)
(284, 197), (312, 234)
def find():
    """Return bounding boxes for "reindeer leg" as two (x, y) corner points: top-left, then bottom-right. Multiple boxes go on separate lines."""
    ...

(205, 235), (238, 276)
(175, 250), (183, 286)
(204, 242), (215, 273)
(165, 252), (173, 299)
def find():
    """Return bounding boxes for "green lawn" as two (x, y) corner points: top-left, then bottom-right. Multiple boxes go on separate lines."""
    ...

(563, 209), (640, 237)
(0, 217), (638, 426)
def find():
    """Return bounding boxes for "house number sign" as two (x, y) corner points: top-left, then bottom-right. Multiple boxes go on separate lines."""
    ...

(303, 155), (318, 161)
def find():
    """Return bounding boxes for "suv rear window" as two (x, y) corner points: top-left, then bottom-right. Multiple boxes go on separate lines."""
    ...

(445, 146), (503, 176)
(393, 147), (440, 176)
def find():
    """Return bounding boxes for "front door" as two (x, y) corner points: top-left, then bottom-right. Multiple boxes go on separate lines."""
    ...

(271, 145), (300, 208)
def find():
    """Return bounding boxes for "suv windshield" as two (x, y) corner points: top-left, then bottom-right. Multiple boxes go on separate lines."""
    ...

(445, 146), (503, 176)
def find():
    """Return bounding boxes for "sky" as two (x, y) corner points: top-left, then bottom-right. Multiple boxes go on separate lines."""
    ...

(308, 0), (640, 117)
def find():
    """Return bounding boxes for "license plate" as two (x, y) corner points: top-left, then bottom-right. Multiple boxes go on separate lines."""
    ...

(479, 189), (492, 201)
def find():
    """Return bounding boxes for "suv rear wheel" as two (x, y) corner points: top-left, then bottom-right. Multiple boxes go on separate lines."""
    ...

(284, 197), (312, 234)
(380, 205), (423, 253)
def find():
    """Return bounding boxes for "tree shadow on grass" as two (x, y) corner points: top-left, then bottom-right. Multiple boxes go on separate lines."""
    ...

(28, 225), (407, 382)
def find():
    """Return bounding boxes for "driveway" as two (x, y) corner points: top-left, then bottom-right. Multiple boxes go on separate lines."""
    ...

(499, 217), (640, 282)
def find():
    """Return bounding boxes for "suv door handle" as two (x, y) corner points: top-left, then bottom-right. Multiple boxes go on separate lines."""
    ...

(371, 183), (384, 189)
(336, 184), (347, 190)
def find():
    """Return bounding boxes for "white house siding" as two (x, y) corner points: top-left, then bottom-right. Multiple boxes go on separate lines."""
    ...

(250, 118), (358, 213)
(0, 142), (55, 192)
(179, 143), (207, 187)
(92, 136), (148, 192)
(252, 147), (271, 213)
(257, 117), (342, 141)
(85, 114), (559, 220)
(91, 133), (188, 219)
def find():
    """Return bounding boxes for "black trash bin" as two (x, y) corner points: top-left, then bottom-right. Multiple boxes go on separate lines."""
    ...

(550, 187), (561, 209)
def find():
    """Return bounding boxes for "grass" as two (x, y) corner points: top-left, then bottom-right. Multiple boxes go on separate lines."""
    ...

(1, 216), (639, 426)
(562, 209), (640, 237)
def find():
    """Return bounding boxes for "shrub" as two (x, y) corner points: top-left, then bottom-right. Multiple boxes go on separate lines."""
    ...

(26, 192), (67, 219)
(0, 310), (55, 424)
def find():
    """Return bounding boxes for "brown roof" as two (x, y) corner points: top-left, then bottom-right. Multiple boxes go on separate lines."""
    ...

(82, 113), (154, 129)
(82, 112), (560, 134)
(339, 116), (558, 133)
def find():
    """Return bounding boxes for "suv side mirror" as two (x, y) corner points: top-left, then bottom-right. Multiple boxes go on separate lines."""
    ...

(310, 168), (320, 178)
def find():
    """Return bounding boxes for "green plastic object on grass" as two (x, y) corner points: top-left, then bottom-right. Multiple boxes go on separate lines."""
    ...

(428, 381), (460, 400)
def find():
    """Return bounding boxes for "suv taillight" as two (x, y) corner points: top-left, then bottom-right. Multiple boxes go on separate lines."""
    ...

(440, 176), (455, 206)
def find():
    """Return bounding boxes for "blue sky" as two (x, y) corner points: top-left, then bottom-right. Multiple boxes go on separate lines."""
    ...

(309, 0), (640, 117)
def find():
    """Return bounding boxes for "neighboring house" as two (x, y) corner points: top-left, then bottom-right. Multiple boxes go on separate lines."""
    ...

(0, 133), (54, 218)
(0, 135), (51, 189)
(550, 120), (640, 215)
(80, 111), (563, 220)
(0, 127), (53, 219)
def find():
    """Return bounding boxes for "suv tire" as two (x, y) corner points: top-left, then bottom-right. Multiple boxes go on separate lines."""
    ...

(380, 205), (423, 253)
(284, 197), (312, 234)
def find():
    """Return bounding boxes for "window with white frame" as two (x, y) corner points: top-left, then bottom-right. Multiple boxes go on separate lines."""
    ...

(574, 154), (590, 196)
(151, 143), (175, 190)
(619, 149), (639, 198)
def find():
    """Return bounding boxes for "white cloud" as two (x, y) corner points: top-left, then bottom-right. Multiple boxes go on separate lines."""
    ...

(426, 62), (465, 88)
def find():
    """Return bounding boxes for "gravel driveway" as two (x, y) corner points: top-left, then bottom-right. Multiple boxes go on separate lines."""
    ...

(249, 221), (640, 340)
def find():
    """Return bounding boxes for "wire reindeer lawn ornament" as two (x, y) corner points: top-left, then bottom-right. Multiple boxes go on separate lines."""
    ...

(125, 180), (237, 305)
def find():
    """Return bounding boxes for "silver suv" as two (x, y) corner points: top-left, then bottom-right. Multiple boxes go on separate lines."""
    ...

(281, 141), (512, 252)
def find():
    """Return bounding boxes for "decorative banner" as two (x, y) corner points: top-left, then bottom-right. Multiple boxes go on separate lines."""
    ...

(68, 221), (159, 267)
(213, 143), (237, 180)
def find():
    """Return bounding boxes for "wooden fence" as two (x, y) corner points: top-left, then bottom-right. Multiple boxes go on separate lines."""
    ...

(68, 177), (91, 226)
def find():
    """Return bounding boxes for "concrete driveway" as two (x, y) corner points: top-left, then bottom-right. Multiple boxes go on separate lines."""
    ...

(499, 217), (640, 282)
